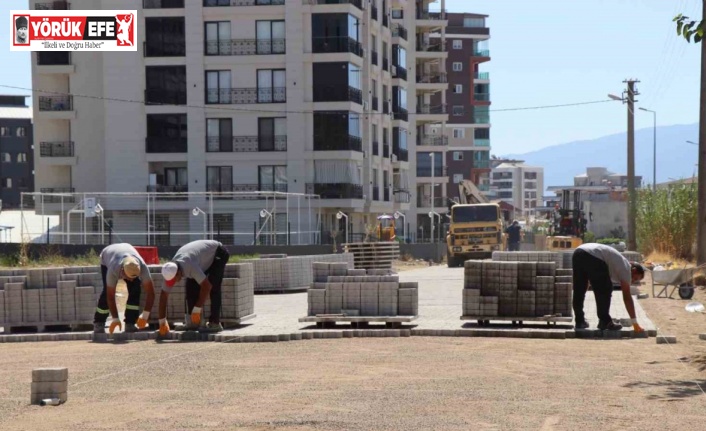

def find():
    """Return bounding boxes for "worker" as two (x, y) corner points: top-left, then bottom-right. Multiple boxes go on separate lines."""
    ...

(94, 243), (156, 334)
(505, 220), (522, 252)
(571, 243), (646, 332)
(159, 240), (230, 335)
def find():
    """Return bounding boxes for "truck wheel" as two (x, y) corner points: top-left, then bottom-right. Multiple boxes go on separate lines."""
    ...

(447, 255), (458, 268)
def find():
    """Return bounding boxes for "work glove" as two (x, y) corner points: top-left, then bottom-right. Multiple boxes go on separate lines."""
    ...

(191, 307), (202, 325)
(158, 318), (170, 337)
(136, 311), (150, 329)
(109, 317), (122, 334)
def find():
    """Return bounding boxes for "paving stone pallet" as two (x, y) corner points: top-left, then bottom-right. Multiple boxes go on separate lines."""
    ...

(343, 242), (400, 270)
(241, 253), (354, 292)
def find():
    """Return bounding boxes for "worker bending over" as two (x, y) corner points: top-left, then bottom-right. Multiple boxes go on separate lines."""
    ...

(572, 243), (645, 332)
(159, 240), (230, 335)
(94, 243), (156, 334)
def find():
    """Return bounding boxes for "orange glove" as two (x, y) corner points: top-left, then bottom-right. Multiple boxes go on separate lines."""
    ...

(136, 311), (150, 329)
(158, 318), (170, 337)
(191, 307), (202, 325)
(109, 317), (122, 334)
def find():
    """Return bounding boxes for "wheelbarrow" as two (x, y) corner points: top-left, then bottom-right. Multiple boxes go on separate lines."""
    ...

(651, 263), (706, 299)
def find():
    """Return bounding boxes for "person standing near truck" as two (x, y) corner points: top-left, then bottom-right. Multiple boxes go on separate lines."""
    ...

(505, 220), (522, 252)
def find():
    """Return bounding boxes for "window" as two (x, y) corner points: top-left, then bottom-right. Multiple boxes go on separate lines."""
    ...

(207, 166), (233, 192)
(1, 153), (10, 162)
(349, 113), (361, 138)
(0, 127), (9, 137)
(453, 106), (464, 116)
(524, 191), (537, 199)
(204, 21), (231, 55)
(146, 114), (188, 153)
(349, 63), (362, 90)
(206, 118), (233, 152)
(474, 128), (490, 139)
(453, 174), (463, 183)
(454, 84), (463, 94)
(524, 182), (537, 189)
(464, 17), (484, 28)
(372, 124), (378, 142)
(146, 66), (187, 105)
(259, 165), (287, 192)
(17, 153), (27, 163)
(416, 152), (442, 177)
(453, 128), (465, 138)
(373, 168), (379, 188)
(2, 178), (11, 188)
(372, 79), (378, 97)
(145, 17), (185, 56)
(453, 39), (462, 49)
(16, 127), (26, 137)
(256, 20), (285, 54)
(206, 70), (232, 104)
(258, 117), (286, 151)
(164, 168), (187, 186)
(524, 172), (537, 180)
(453, 152), (463, 161)
(371, 35), (377, 52)
(391, 9), (403, 19)
(452, 62), (462, 72)
(257, 69), (286, 103)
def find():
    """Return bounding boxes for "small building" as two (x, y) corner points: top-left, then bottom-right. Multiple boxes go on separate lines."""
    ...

(489, 161), (544, 219)
(0, 95), (34, 209)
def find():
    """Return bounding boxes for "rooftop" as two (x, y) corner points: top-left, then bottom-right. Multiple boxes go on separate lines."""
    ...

(495, 162), (543, 170)
(0, 106), (32, 120)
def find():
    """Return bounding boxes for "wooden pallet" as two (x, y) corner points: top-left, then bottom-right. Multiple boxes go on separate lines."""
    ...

(343, 242), (400, 270)
(461, 315), (573, 327)
(299, 315), (417, 329)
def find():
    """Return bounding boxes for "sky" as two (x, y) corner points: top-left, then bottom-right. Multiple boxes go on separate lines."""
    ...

(0, 0), (702, 156)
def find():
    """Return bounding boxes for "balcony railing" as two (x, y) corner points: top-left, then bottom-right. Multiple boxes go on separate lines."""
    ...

(373, 186), (380, 201)
(205, 39), (285, 56)
(393, 65), (407, 80)
(204, 0), (284, 5)
(206, 87), (286, 104)
(348, 86), (363, 104)
(383, 101), (390, 114)
(38, 95), (73, 111)
(473, 114), (490, 124)
(417, 73), (447, 83)
(312, 37), (363, 56)
(417, 196), (447, 208)
(417, 104), (447, 115)
(474, 160), (490, 169)
(474, 93), (490, 102)
(371, 5), (378, 20)
(306, 183), (364, 199)
(474, 72), (490, 80)
(384, 188), (390, 202)
(147, 185), (189, 200)
(393, 147), (408, 162)
(417, 42), (445, 52)
(145, 137), (188, 153)
(474, 138), (490, 147)
(143, 42), (186, 57)
(372, 96), (379, 111)
(145, 89), (187, 105)
(416, 10), (445, 20)
(383, 57), (389, 71)
(392, 24), (407, 40)
(37, 51), (71, 66)
(372, 141), (379, 156)
(478, 184), (490, 192)
(371, 50), (378, 65)
(383, 143), (390, 158)
(417, 135), (448, 146)
(144, 0), (184, 7)
(40, 141), (74, 157)
(305, 0), (362, 9)
(394, 190), (411, 203)
(314, 134), (362, 152)
(417, 167), (446, 177)
(206, 135), (287, 152)
(35, 1), (70, 9)
(474, 49), (490, 57)
(40, 188), (75, 203)
(393, 108), (408, 122)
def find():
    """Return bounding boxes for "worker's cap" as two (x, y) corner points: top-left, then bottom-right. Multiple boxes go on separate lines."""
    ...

(162, 262), (179, 287)
(15, 16), (27, 29)
(121, 256), (140, 279)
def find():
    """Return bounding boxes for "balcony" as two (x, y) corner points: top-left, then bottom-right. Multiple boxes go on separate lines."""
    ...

(37, 51), (71, 66)
(206, 135), (287, 152)
(417, 135), (447, 146)
(205, 39), (285, 56)
(348, 86), (363, 104)
(371, 50), (378, 66)
(305, 0), (363, 9)
(473, 114), (490, 124)
(143, 42), (186, 57)
(417, 104), (446, 115)
(417, 73), (447, 84)
(474, 49), (490, 57)
(445, 25), (489, 36)
(206, 87), (286, 104)
(314, 135), (362, 152)
(478, 184), (490, 192)
(204, 0), (284, 5)
(145, 89), (187, 105)
(384, 188), (390, 202)
(416, 10), (445, 20)
(392, 65), (407, 81)
(373, 186), (380, 201)
(312, 37), (363, 57)
(372, 96), (379, 111)
(474, 93), (491, 102)
(38, 95), (73, 112)
(35, 1), (70, 9)
(417, 42), (445, 52)
(392, 24), (408, 40)
(474, 72), (490, 80)
(417, 196), (447, 208)
(145, 137), (188, 153)
(40, 141), (74, 157)
(393, 108), (408, 122)
(144, 0), (184, 7)
(307, 183), (364, 199)
(394, 190), (410, 204)
(147, 185), (189, 200)
(393, 147), (408, 162)
(383, 143), (390, 158)
(474, 160), (491, 169)
(371, 5), (378, 20)
(40, 188), (75, 203)
(474, 138), (490, 147)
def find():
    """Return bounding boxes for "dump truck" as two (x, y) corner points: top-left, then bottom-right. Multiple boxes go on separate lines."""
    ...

(446, 181), (506, 267)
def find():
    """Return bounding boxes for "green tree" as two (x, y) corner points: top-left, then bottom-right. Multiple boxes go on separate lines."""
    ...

(674, 14), (704, 42)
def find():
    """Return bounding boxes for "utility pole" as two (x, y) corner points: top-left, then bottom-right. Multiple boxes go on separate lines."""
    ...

(625, 79), (639, 252)
(699, 0), (706, 265)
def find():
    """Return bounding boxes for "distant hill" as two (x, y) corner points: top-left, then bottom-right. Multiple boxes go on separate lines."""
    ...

(502, 123), (699, 193)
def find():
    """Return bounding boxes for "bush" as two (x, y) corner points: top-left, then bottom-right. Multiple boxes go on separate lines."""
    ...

(583, 231), (596, 244)
(597, 238), (623, 245)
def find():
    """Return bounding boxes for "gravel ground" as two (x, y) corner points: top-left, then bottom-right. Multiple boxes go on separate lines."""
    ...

(0, 336), (705, 431)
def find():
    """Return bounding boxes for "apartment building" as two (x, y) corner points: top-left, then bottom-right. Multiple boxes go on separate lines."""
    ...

(490, 161), (544, 220)
(0, 95), (34, 209)
(30, 0), (449, 245)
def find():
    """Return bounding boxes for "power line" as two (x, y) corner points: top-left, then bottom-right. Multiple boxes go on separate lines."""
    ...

(0, 84), (620, 116)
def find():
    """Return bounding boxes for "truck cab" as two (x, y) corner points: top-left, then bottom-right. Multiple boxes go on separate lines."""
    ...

(446, 203), (506, 267)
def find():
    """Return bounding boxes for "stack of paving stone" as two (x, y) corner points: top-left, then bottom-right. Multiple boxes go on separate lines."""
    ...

(463, 259), (573, 319)
(241, 253), (354, 292)
(343, 242), (400, 270)
(558, 250), (643, 268)
(492, 251), (564, 268)
(31, 368), (68, 405)
(307, 263), (417, 317)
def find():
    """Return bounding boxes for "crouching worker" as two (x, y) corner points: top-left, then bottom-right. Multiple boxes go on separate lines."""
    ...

(572, 243), (646, 332)
(94, 243), (156, 334)
(158, 240), (230, 336)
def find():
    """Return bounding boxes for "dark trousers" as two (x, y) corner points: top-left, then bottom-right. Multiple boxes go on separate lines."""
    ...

(94, 265), (142, 325)
(508, 241), (520, 251)
(185, 246), (230, 323)
(572, 249), (614, 326)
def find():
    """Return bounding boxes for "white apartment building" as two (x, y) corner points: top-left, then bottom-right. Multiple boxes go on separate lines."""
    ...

(490, 162), (544, 219)
(30, 0), (455, 245)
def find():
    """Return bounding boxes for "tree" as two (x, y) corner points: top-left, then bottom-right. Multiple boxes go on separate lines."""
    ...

(674, 6), (706, 265)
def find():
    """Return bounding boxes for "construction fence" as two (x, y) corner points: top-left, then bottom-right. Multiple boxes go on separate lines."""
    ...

(20, 191), (323, 247)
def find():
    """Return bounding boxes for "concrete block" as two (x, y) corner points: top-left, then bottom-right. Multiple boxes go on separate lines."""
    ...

(31, 381), (68, 394)
(31, 391), (67, 405)
(637, 293), (649, 299)
(699, 333), (706, 341)
(32, 368), (68, 382)
(656, 335), (677, 344)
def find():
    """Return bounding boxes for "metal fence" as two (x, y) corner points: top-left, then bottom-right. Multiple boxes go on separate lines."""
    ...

(20, 191), (322, 247)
